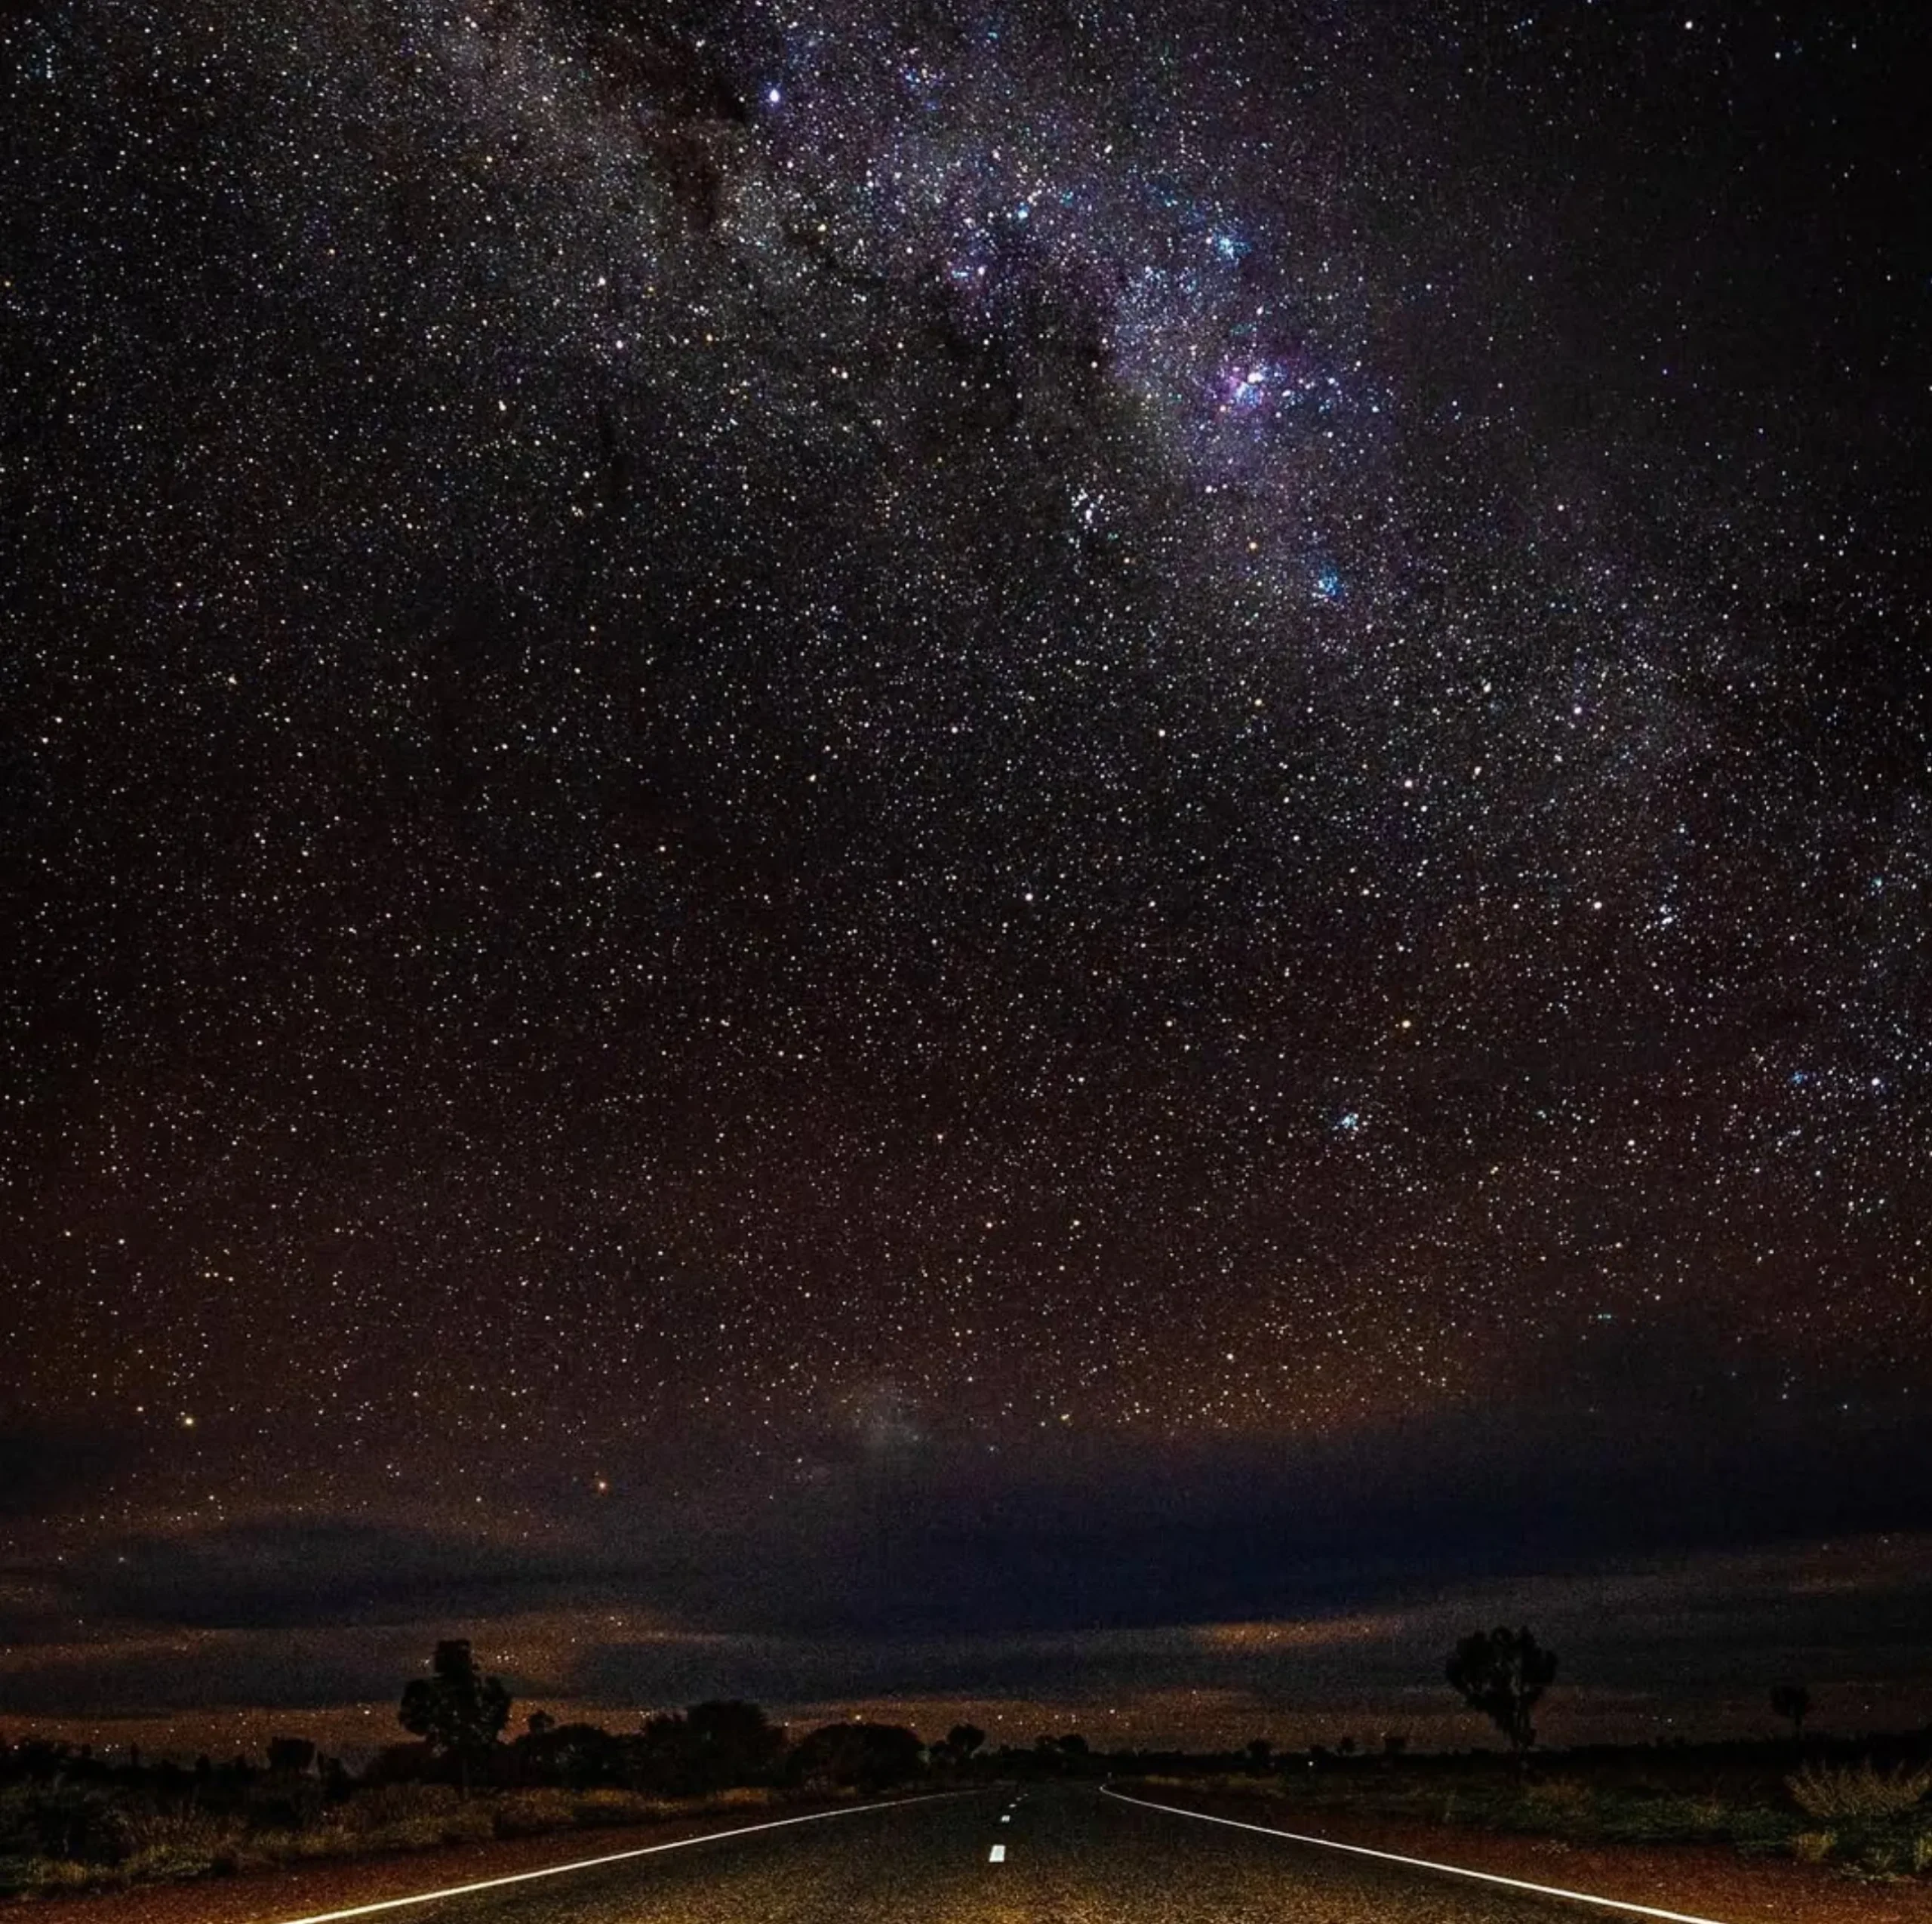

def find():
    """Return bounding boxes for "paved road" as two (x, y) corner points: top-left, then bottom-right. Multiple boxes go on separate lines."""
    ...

(299, 1781), (1702, 1924)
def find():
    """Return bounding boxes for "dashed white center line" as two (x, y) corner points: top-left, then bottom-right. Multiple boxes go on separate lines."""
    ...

(1000, 1813), (1011, 1821)
(989, 1843), (1008, 1863)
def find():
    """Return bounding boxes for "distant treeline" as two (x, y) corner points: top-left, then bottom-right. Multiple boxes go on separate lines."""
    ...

(3, 1664), (1923, 1897)
(0, 1626), (1897, 1889)
(0, 1715), (1270, 1806)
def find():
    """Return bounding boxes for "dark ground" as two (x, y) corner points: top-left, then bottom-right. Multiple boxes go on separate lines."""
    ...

(18, 1778), (1930, 1924)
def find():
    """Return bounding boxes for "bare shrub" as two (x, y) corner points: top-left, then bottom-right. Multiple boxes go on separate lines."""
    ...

(113, 1810), (242, 1882)
(493, 1788), (579, 1837)
(572, 1787), (654, 1826)
(1523, 1779), (1594, 1824)
(1687, 1795), (1727, 1834)
(337, 1783), (462, 1833)
(1854, 1836), (1903, 1877)
(282, 1827), (361, 1860)
(1792, 1829), (1836, 1864)
(17, 1858), (106, 1893)
(1787, 1759), (1930, 1821)
(323, 1781), (490, 1852)
(432, 1805), (496, 1846)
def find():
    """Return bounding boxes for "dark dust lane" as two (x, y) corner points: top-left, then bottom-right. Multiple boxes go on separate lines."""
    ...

(288, 1781), (1715, 1924)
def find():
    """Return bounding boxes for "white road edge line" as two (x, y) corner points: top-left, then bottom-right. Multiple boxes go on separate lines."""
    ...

(1102, 1788), (1739, 1924)
(274, 1796), (939, 1924)
(989, 1843), (1008, 1861)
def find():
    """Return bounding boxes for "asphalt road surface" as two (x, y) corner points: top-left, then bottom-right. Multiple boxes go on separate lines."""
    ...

(292, 1781), (1711, 1924)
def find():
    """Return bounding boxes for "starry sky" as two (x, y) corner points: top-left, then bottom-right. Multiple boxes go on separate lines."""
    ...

(2, 0), (1930, 1755)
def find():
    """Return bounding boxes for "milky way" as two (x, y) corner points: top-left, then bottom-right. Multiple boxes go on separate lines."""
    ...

(3, 0), (1929, 1741)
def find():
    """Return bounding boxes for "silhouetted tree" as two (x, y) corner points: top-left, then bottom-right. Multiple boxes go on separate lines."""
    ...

(520, 1720), (623, 1789)
(1014, 1732), (1072, 1775)
(1335, 1735), (1357, 1758)
(365, 1741), (435, 1784)
(398, 1639), (512, 1794)
(947, 1722), (986, 1762)
(1770, 1683), (1810, 1747)
(789, 1722), (924, 1790)
(1446, 1626), (1557, 1765)
(1244, 1738), (1273, 1772)
(1382, 1732), (1408, 1759)
(266, 1737), (316, 1776)
(631, 1711), (698, 1793)
(685, 1700), (786, 1788)
(527, 1710), (555, 1738)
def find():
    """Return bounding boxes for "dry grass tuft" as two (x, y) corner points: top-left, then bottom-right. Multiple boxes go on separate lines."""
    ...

(333, 1782), (463, 1833)
(115, 1809), (245, 1880)
(1523, 1779), (1595, 1821)
(1786, 1759), (1930, 1821)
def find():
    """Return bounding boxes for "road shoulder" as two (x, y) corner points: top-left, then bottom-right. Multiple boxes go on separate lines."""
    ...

(0, 1795), (931, 1924)
(1108, 1783), (1932, 1924)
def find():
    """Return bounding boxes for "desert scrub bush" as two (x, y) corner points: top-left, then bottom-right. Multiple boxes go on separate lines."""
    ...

(1787, 1759), (1930, 1821)
(571, 1787), (657, 1826)
(114, 1809), (242, 1882)
(363, 1818), (449, 1852)
(229, 1830), (305, 1873)
(1792, 1829), (1837, 1864)
(435, 1804), (497, 1846)
(1723, 1805), (1800, 1855)
(709, 1786), (781, 1810)
(245, 1784), (328, 1833)
(1915, 1831), (1932, 1875)
(346, 1805), (494, 1852)
(11, 1855), (112, 1894)
(338, 1782), (463, 1833)
(1850, 1836), (1905, 1878)
(0, 1784), (126, 1864)
(328, 1783), (491, 1854)
(1595, 1794), (1734, 1846)
(278, 1825), (361, 1861)
(1521, 1779), (1596, 1834)
(493, 1788), (580, 1837)
(114, 1808), (239, 1852)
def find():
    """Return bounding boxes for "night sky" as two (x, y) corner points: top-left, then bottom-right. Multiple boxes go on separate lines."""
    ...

(3, 0), (1930, 1756)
